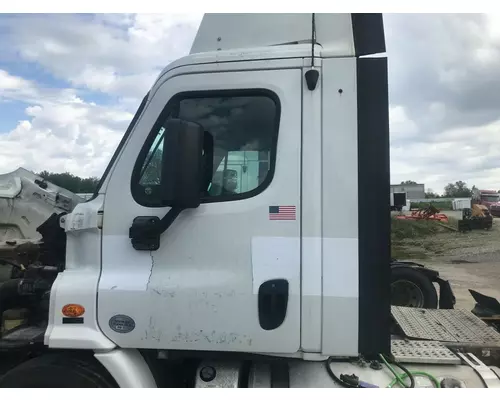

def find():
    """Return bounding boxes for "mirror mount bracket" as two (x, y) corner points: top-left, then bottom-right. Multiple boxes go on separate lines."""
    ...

(129, 208), (182, 251)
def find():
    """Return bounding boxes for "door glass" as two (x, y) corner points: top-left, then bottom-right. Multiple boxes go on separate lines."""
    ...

(133, 93), (279, 205)
(178, 96), (276, 199)
(139, 127), (165, 186)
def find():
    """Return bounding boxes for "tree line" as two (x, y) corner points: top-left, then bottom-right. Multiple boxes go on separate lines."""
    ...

(38, 171), (99, 193)
(400, 180), (500, 199)
(35, 172), (498, 199)
(36, 145), (163, 194)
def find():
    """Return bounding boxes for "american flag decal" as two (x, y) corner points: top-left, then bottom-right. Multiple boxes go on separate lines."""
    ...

(269, 205), (296, 220)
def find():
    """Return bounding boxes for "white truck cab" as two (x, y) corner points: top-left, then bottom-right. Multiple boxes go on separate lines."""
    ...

(1, 13), (498, 388)
(44, 13), (390, 386)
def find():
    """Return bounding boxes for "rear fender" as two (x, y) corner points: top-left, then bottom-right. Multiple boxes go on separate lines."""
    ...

(390, 263), (455, 309)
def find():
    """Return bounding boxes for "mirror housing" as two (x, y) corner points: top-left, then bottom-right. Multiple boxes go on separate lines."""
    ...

(161, 119), (204, 209)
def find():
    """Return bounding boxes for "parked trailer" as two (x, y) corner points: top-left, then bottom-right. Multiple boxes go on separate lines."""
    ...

(390, 192), (407, 212)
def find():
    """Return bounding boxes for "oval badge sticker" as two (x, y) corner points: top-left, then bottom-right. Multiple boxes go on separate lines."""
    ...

(109, 314), (135, 334)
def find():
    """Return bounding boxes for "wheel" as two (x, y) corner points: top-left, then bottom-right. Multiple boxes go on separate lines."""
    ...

(391, 267), (438, 309)
(0, 353), (117, 388)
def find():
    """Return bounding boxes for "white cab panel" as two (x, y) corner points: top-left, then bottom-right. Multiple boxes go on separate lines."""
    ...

(191, 14), (354, 57)
(45, 195), (115, 350)
(98, 66), (303, 354)
(321, 57), (359, 356)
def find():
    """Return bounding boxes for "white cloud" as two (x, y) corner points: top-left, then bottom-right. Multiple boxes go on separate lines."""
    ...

(0, 69), (133, 177)
(385, 13), (500, 192)
(0, 69), (31, 90)
(1, 13), (500, 196)
(389, 105), (418, 141)
(0, 13), (203, 180)
(1, 13), (203, 100)
(391, 116), (500, 194)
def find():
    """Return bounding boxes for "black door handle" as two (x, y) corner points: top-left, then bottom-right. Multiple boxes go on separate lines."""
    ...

(258, 279), (289, 330)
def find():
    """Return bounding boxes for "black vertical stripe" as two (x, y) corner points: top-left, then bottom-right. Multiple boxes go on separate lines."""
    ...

(351, 14), (386, 57)
(357, 57), (391, 358)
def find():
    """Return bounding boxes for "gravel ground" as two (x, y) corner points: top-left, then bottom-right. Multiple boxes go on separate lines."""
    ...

(395, 212), (500, 311)
(429, 261), (500, 311)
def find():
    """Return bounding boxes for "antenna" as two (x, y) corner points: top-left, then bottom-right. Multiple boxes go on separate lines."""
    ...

(305, 12), (319, 91)
(311, 13), (316, 68)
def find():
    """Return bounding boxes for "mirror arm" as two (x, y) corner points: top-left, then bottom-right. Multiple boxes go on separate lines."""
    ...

(156, 207), (183, 235)
(129, 207), (183, 251)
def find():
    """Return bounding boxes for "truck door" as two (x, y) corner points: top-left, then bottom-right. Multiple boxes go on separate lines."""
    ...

(97, 68), (302, 354)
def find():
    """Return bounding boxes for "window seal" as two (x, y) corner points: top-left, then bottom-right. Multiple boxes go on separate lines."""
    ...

(130, 88), (281, 208)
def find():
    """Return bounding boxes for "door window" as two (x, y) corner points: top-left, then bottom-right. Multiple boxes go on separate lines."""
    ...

(132, 90), (280, 206)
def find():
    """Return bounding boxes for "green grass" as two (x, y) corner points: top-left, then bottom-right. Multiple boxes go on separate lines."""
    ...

(391, 218), (444, 241)
(410, 201), (453, 211)
(391, 217), (458, 260)
(391, 246), (429, 260)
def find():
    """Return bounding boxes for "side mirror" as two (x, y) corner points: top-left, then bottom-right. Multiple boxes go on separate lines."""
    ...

(161, 119), (204, 209)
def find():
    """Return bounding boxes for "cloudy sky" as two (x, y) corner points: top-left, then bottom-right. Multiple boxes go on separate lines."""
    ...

(0, 13), (499, 194)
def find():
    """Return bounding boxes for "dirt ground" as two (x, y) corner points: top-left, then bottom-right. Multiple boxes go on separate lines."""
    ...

(394, 212), (500, 311)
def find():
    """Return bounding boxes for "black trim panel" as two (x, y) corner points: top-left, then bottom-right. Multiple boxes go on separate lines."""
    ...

(131, 89), (281, 208)
(62, 317), (84, 324)
(357, 57), (391, 357)
(351, 14), (386, 56)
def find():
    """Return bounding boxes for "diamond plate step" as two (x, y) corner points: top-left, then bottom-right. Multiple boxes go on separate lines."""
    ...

(391, 306), (500, 346)
(391, 339), (461, 364)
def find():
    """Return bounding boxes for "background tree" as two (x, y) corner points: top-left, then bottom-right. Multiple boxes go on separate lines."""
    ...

(425, 189), (440, 199)
(400, 180), (417, 185)
(38, 171), (99, 193)
(36, 143), (164, 193)
(443, 181), (473, 198)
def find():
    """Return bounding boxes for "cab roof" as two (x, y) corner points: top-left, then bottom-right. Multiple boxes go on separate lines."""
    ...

(155, 13), (385, 91)
(191, 13), (385, 58)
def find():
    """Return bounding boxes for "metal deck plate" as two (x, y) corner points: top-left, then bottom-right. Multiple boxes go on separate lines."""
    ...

(391, 339), (461, 364)
(391, 306), (500, 346)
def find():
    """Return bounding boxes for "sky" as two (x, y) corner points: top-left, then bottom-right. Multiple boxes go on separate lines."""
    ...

(0, 13), (499, 194)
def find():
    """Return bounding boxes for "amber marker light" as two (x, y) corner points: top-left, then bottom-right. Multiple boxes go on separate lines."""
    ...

(62, 304), (85, 318)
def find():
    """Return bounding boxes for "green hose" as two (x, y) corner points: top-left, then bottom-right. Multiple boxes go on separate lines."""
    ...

(380, 354), (409, 387)
(387, 371), (441, 388)
(379, 354), (441, 388)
